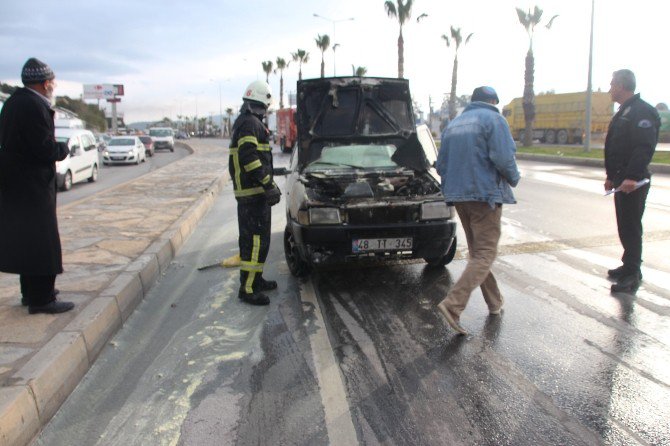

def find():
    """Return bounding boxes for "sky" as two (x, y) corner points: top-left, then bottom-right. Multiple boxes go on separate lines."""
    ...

(1, 0), (668, 124)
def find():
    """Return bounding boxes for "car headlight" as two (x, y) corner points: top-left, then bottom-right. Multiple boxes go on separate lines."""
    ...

(420, 201), (450, 220)
(308, 207), (341, 225)
(103, 151), (109, 156)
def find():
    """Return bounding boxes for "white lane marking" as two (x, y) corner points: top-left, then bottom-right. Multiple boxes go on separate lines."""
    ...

(300, 278), (359, 446)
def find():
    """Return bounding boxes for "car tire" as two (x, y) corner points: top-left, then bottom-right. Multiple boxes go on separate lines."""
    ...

(61, 170), (73, 191)
(424, 237), (457, 267)
(170, 145), (175, 152)
(284, 227), (310, 277)
(88, 164), (98, 182)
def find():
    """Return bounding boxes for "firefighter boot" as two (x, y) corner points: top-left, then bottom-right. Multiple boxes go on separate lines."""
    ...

(238, 290), (270, 306)
(257, 277), (278, 292)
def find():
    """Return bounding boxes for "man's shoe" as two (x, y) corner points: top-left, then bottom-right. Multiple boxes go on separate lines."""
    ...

(22, 288), (60, 306)
(257, 278), (278, 292)
(28, 301), (74, 314)
(490, 296), (504, 315)
(437, 301), (468, 335)
(611, 274), (641, 294)
(238, 291), (270, 306)
(608, 266), (642, 281)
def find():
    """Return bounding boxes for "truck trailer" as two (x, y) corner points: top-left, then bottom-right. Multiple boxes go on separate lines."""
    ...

(502, 91), (614, 144)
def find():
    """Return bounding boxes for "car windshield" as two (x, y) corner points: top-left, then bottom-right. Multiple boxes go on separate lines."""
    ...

(306, 144), (399, 171)
(109, 138), (135, 146)
(150, 129), (172, 137)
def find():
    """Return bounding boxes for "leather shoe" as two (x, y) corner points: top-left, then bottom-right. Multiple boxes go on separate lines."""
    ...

(257, 278), (278, 292)
(608, 266), (642, 281)
(611, 274), (641, 294)
(28, 300), (75, 314)
(437, 300), (467, 335)
(238, 291), (270, 306)
(22, 288), (60, 306)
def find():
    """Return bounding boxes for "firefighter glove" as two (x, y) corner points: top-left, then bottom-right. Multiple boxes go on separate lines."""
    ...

(264, 184), (282, 206)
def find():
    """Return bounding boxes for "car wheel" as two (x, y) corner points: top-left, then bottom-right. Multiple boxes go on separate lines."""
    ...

(424, 237), (457, 267)
(284, 227), (310, 277)
(557, 129), (569, 145)
(170, 145), (175, 152)
(88, 164), (98, 182)
(61, 170), (73, 191)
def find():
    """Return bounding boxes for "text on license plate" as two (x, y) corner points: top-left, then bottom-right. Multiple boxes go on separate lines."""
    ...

(352, 237), (413, 253)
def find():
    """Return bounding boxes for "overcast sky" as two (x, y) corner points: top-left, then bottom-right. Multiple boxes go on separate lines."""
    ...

(1, 0), (667, 123)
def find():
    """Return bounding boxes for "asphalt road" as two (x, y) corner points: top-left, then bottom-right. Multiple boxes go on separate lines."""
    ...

(36, 156), (670, 446)
(57, 143), (192, 207)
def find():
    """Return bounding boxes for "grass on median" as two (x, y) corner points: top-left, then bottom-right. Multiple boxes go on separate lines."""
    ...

(514, 145), (670, 165)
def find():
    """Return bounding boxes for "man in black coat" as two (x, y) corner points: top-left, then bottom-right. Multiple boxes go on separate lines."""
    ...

(604, 69), (660, 293)
(0, 58), (74, 314)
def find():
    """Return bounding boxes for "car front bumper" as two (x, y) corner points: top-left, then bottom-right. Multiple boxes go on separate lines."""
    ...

(288, 218), (457, 265)
(103, 153), (140, 164)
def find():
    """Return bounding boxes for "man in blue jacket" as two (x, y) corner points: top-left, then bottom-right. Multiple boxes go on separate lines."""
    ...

(435, 86), (520, 335)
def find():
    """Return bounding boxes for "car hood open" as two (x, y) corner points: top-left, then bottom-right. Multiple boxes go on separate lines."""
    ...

(296, 77), (431, 172)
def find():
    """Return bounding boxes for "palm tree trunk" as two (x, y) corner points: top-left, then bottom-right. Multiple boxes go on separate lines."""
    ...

(321, 53), (325, 78)
(522, 48), (535, 147)
(398, 27), (404, 78)
(449, 54), (458, 120)
(280, 73), (284, 109)
(299, 63), (303, 81)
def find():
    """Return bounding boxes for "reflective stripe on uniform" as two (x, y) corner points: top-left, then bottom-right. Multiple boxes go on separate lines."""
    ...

(257, 143), (271, 152)
(238, 136), (258, 146)
(261, 175), (271, 185)
(234, 186), (264, 197)
(244, 159), (262, 172)
(242, 235), (263, 293)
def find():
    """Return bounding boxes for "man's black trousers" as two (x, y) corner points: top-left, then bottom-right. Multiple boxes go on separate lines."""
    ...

(237, 197), (271, 294)
(20, 274), (56, 306)
(614, 181), (650, 273)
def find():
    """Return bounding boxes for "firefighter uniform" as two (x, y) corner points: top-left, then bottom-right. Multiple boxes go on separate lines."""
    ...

(229, 106), (277, 303)
(604, 93), (660, 278)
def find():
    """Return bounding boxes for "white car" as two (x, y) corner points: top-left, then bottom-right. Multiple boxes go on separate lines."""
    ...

(103, 136), (147, 165)
(148, 127), (175, 151)
(54, 128), (100, 191)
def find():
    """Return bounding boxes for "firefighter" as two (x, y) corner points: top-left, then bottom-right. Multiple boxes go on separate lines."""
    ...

(229, 81), (281, 305)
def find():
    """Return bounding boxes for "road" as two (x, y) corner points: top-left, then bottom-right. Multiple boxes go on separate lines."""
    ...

(36, 155), (670, 446)
(57, 143), (191, 207)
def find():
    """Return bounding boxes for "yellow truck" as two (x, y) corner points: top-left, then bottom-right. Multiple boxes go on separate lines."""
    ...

(502, 91), (614, 144)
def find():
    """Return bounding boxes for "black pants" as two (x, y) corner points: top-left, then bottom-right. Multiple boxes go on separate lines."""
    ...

(237, 197), (271, 294)
(20, 274), (56, 306)
(614, 180), (650, 273)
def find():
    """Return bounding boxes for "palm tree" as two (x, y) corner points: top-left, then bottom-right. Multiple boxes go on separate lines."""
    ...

(442, 26), (473, 120)
(225, 107), (234, 136)
(275, 57), (289, 108)
(351, 65), (368, 77)
(261, 60), (273, 83)
(315, 34), (331, 78)
(291, 49), (310, 81)
(516, 5), (558, 147)
(384, 0), (425, 78)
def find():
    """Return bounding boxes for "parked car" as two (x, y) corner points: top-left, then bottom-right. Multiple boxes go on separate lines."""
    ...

(274, 77), (457, 277)
(148, 127), (175, 151)
(94, 134), (108, 152)
(102, 136), (147, 165)
(175, 131), (189, 140)
(139, 135), (155, 156)
(54, 128), (100, 191)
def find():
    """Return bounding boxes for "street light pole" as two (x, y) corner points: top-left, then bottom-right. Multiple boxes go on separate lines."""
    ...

(210, 79), (224, 138)
(313, 13), (354, 77)
(584, 0), (595, 153)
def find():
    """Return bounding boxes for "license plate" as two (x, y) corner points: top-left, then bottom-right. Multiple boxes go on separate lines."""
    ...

(352, 237), (413, 253)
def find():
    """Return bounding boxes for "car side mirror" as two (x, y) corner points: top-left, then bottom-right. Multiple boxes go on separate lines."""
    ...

(273, 167), (290, 176)
(70, 145), (81, 156)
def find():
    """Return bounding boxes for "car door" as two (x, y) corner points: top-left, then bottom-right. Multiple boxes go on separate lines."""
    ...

(67, 135), (87, 184)
(80, 133), (98, 180)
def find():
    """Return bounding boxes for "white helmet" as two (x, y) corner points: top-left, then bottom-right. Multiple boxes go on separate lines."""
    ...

(242, 80), (273, 108)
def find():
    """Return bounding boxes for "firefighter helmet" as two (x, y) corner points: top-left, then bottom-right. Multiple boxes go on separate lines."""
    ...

(242, 80), (273, 108)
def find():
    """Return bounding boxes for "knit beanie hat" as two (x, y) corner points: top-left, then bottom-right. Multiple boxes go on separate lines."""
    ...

(21, 58), (55, 85)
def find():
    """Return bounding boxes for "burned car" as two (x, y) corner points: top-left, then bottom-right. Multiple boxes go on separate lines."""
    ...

(275, 77), (457, 276)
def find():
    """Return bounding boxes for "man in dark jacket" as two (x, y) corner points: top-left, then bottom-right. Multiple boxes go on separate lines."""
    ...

(229, 81), (281, 306)
(0, 58), (73, 314)
(604, 69), (660, 293)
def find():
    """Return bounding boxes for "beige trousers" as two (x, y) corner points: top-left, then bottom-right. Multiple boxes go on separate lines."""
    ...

(445, 201), (503, 317)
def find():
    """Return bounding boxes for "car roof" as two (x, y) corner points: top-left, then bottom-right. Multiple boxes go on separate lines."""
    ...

(54, 128), (94, 138)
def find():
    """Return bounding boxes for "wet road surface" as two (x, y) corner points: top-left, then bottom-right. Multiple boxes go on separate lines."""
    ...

(36, 157), (670, 445)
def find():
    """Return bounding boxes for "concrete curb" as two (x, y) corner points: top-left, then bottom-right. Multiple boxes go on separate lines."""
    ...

(516, 152), (670, 174)
(0, 145), (231, 446)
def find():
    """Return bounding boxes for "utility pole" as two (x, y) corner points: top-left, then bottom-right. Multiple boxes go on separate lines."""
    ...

(313, 14), (354, 77)
(584, 0), (595, 152)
